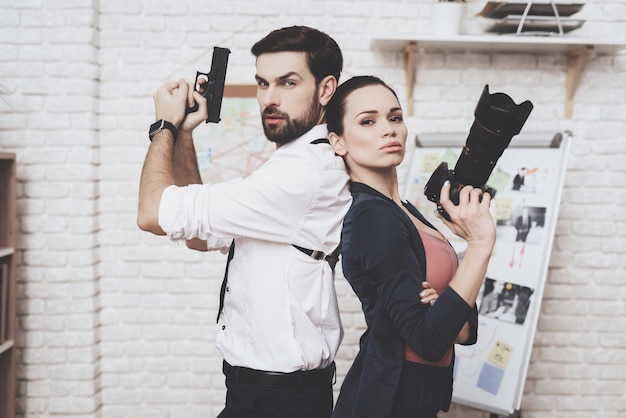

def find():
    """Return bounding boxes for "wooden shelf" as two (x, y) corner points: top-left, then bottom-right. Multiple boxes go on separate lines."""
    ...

(371, 34), (626, 54)
(0, 340), (13, 355)
(0, 152), (16, 418)
(0, 248), (14, 258)
(370, 34), (626, 118)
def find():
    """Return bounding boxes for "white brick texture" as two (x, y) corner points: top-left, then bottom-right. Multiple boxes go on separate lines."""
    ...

(1, 1), (625, 417)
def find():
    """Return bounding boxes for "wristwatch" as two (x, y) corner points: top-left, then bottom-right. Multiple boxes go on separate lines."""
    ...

(148, 119), (177, 142)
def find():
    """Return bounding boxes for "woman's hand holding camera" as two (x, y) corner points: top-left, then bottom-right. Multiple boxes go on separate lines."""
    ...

(436, 180), (496, 254)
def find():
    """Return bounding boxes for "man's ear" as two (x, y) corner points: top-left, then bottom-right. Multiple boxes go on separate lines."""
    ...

(328, 132), (347, 156)
(318, 75), (337, 106)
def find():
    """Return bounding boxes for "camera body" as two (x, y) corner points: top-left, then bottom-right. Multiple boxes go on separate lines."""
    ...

(424, 85), (534, 221)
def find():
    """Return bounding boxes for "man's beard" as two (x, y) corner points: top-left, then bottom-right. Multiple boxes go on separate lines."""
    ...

(262, 97), (322, 145)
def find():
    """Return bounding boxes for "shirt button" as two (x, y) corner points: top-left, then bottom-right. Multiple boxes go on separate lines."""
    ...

(222, 325), (226, 330)
(226, 286), (229, 292)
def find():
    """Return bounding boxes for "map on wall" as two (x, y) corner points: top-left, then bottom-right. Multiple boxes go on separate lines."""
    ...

(193, 97), (272, 183)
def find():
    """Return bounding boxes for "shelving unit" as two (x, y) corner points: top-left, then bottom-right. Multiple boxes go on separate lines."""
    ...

(0, 152), (16, 418)
(370, 34), (626, 117)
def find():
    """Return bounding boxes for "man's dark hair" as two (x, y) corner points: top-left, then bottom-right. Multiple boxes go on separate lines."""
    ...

(326, 75), (399, 136)
(251, 25), (343, 84)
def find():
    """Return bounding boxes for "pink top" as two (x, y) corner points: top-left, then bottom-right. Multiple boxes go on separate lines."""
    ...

(404, 228), (458, 367)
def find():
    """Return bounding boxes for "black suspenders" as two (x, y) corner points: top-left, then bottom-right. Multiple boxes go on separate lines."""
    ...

(216, 137), (341, 322)
(290, 137), (341, 269)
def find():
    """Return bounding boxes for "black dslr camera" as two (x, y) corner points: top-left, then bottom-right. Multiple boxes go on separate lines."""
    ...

(424, 85), (534, 221)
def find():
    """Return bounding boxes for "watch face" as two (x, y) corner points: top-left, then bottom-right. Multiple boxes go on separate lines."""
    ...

(150, 120), (162, 131)
(148, 119), (175, 141)
(149, 120), (164, 137)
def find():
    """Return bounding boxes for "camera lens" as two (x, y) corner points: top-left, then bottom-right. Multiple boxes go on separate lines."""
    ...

(423, 85), (533, 222)
(452, 85), (534, 189)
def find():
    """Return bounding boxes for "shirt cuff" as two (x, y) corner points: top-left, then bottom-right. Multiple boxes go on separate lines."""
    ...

(158, 184), (212, 241)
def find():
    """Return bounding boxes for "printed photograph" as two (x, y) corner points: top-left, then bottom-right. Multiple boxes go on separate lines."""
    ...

(478, 278), (535, 325)
(496, 206), (547, 244)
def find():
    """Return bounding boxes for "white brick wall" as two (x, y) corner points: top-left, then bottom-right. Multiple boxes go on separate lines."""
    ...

(1, 1), (625, 417)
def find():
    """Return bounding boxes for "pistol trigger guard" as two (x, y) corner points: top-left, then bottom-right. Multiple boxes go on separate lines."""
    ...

(187, 102), (199, 113)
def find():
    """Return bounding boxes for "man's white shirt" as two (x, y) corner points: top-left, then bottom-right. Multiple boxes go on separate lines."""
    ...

(158, 124), (351, 372)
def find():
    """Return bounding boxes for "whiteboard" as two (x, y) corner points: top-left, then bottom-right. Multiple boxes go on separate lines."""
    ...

(402, 131), (571, 416)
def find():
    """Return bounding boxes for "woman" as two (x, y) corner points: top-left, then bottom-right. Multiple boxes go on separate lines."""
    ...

(327, 76), (496, 418)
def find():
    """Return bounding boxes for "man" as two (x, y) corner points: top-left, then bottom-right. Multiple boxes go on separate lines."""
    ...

(512, 167), (526, 191)
(515, 207), (532, 242)
(137, 26), (351, 418)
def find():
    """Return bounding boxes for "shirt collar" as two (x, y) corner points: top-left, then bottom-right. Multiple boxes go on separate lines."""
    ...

(282, 124), (329, 149)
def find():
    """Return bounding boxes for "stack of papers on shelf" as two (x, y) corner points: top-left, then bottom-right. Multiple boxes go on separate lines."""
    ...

(478, 1), (586, 35)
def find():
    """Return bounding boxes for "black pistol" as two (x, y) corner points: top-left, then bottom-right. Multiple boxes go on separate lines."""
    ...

(187, 46), (231, 123)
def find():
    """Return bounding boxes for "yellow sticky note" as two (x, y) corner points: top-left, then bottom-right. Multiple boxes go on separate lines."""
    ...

(488, 340), (514, 369)
(441, 149), (459, 167)
(487, 167), (512, 192)
(493, 199), (513, 221)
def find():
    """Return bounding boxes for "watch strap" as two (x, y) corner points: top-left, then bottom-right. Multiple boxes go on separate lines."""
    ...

(149, 119), (177, 142)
